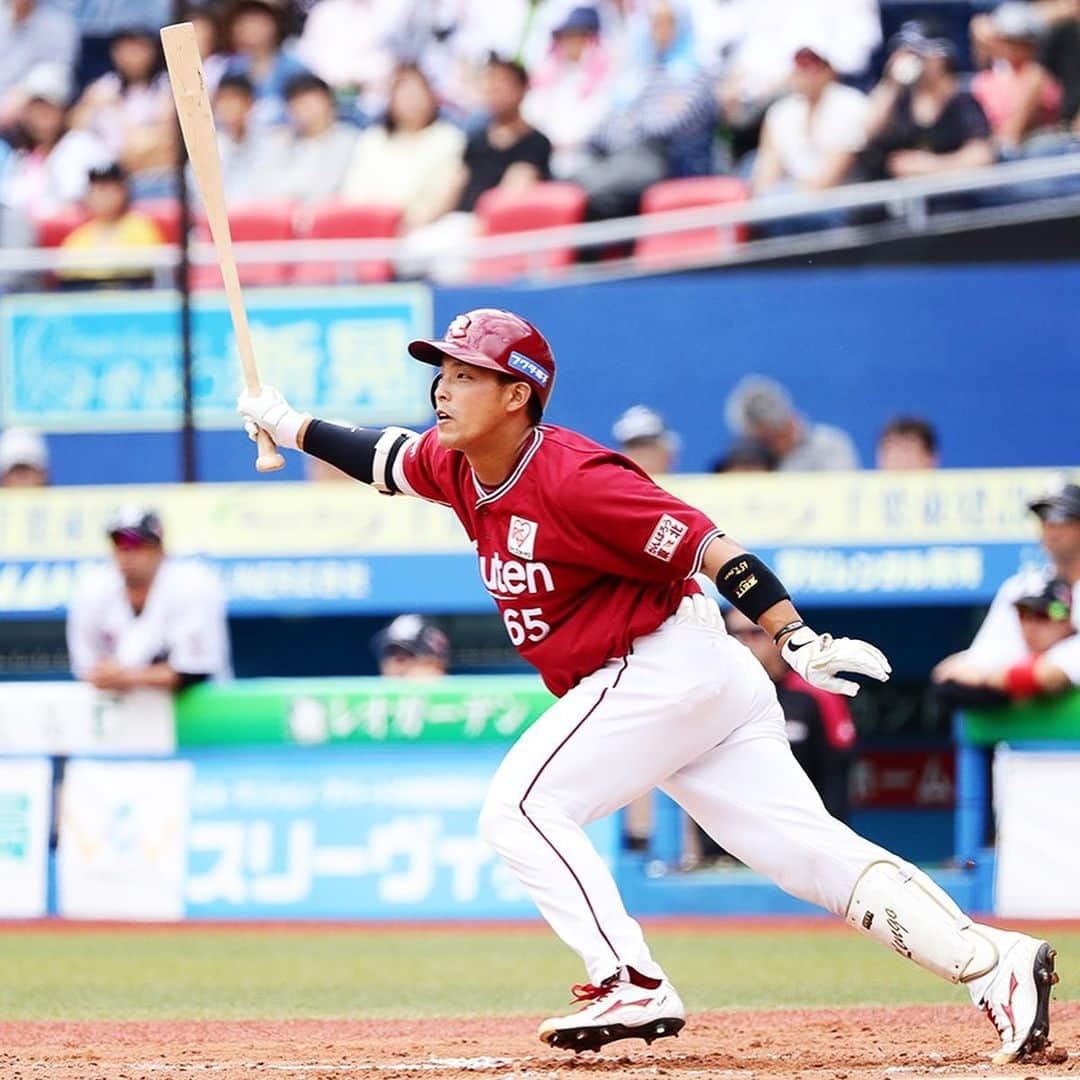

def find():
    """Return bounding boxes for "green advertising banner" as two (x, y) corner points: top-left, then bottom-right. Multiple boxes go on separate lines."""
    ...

(175, 675), (554, 748)
(962, 690), (1080, 746)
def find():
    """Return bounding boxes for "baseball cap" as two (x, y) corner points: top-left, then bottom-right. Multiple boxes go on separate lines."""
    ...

(888, 20), (957, 60)
(372, 615), (450, 662)
(0, 427), (49, 474)
(991, 2), (1043, 41)
(107, 505), (164, 546)
(1028, 481), (1080, 524)
(22, 62), (73, 108)
(1015, 575), (1073, 622)
(553, 6), (601, 36)
(612, 405), (678, 448)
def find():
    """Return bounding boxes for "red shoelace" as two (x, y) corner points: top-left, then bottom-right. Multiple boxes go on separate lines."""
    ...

(570, 980), (617, 1004)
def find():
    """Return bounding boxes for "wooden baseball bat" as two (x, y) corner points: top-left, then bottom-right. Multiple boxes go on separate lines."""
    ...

(160, 21), (285, 473)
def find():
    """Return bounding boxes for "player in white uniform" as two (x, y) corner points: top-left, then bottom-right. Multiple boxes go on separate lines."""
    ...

(935, 483), (1080, 694)
(67, 506), (231, 691)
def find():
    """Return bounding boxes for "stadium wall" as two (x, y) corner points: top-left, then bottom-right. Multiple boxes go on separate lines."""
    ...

(16, 262), (1079, 484)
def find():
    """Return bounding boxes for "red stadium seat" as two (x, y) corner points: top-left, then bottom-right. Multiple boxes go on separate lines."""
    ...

(134, 198), (182, 244)
(35, 208), (89, 247)
(192, 201), (296, 288)
(635, 177), (749, 269)
(292, 202), (402, 285)
(472, 182), (587, 282)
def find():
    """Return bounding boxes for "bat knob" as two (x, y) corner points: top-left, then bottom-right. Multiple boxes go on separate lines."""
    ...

(255, 450), (286, 473)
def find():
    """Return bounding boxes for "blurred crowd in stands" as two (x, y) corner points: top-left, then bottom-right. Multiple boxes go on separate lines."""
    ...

(1, 0), (1078, 285)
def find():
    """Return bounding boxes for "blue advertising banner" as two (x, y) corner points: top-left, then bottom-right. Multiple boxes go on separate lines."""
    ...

(184, 747), (619, 919)
(0, 286), (432, 431)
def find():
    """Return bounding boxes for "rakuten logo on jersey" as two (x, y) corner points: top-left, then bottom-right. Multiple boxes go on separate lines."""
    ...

(479, 551), (555, 597)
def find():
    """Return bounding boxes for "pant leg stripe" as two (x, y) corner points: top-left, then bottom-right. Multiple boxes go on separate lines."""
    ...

(517, 653), (632, 969)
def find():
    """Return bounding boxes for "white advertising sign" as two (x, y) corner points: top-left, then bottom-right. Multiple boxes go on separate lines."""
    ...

(0, 758), (52, 918)
(0, 683), (174, 756)
(995, 749), (1080, 917)
(58, 759), (192, 920)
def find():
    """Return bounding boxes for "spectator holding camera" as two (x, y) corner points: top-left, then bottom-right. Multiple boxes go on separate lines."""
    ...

(861, 22), (994, 181)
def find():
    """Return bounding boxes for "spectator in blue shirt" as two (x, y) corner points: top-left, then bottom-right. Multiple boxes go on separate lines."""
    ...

(571, 0), (716, 219)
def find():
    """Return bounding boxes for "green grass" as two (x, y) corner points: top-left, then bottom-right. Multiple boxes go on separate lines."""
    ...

(1, 925), (1075, 1020)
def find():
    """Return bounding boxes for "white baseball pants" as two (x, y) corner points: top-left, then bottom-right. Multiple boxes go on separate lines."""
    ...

(479, 597), (912, 983)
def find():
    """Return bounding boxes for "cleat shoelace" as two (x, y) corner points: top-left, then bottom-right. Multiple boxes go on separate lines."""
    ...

(569, 977), (618, 1006)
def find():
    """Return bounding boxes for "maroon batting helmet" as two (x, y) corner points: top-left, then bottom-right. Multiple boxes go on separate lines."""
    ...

(408, 308), (556, 412)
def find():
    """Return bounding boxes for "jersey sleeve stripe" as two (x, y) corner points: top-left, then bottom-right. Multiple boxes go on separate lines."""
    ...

(687, 527), (724, 578)
(390, 434), (422, 496)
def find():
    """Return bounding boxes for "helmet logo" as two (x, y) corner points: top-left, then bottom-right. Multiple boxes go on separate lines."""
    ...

(447, 314), (471, 339)
(507, 350), (550, 386)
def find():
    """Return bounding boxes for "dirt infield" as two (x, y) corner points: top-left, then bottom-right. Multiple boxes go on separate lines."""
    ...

(2, 1003), (1076, 1080)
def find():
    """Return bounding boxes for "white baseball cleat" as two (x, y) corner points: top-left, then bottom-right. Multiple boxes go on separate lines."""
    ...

(970, 930), (1058, 1064)
(538, 967), (685, 1054)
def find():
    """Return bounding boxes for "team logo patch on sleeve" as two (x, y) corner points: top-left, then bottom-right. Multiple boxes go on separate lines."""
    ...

(507, 515), (539, 560)
(645, 514), (688, 562)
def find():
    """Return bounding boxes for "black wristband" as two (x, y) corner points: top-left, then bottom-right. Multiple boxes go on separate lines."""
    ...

(772, 620), (805, 646)
(715, 553), (791, 623)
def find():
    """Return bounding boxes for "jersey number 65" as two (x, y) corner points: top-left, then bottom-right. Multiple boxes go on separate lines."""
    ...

(503, 607), (551, 646)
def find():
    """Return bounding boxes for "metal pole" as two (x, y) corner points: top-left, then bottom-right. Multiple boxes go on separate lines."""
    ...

(173, 5), (197, 483)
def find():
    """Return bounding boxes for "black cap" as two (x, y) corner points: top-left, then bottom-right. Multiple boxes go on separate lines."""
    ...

(107, 505), (164, 545)
(372, 615), (449, 662)
(1015, 575), (1073, 622)
(1028, 482), (1080, 524)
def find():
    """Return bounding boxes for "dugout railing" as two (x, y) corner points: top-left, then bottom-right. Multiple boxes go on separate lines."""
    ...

(0, 151), (1078, 285)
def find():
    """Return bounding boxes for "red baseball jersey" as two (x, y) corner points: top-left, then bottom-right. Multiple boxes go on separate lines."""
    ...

(397, 424), (723, 696)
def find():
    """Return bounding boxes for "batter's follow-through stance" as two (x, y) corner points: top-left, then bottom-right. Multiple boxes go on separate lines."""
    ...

(238, 309), (1057, 1062)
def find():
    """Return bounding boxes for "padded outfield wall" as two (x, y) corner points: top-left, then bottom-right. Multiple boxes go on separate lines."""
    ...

(4, 262), (1076, 485)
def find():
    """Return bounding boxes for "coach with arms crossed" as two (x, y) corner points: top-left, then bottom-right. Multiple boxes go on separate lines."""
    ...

(67, 505), (231, 693)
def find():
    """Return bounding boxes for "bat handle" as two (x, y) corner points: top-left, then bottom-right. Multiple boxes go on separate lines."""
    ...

(245, 377), (286, 472)
(254, 427), (286, 473)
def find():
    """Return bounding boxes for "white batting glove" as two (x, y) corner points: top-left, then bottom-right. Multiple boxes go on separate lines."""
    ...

(236, 385), (310, 451)
(781, 625), (891, 697)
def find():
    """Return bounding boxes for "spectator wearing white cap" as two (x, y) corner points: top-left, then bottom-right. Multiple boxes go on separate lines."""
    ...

(725, 375), (859, 472)
(612, 404), (679, 476)
(0, 0), (79, 127)
(752, 40), (869, 196)
(971, 3), (1063, 150)
(0, 426), (49, 486)
(66, 505), (231, 693)
(0, 63), (111, 219)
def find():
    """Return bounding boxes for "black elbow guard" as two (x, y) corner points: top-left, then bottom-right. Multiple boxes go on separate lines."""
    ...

(304, 420), (414, 491)
(715, 553), (790, 622)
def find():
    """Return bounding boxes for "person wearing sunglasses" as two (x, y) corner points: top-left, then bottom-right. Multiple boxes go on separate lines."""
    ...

(65, 505), (231, 693)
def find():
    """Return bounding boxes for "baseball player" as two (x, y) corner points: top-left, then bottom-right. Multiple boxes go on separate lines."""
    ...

(239, 309), (1056, 1062)
(67, 506), (231, 691)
